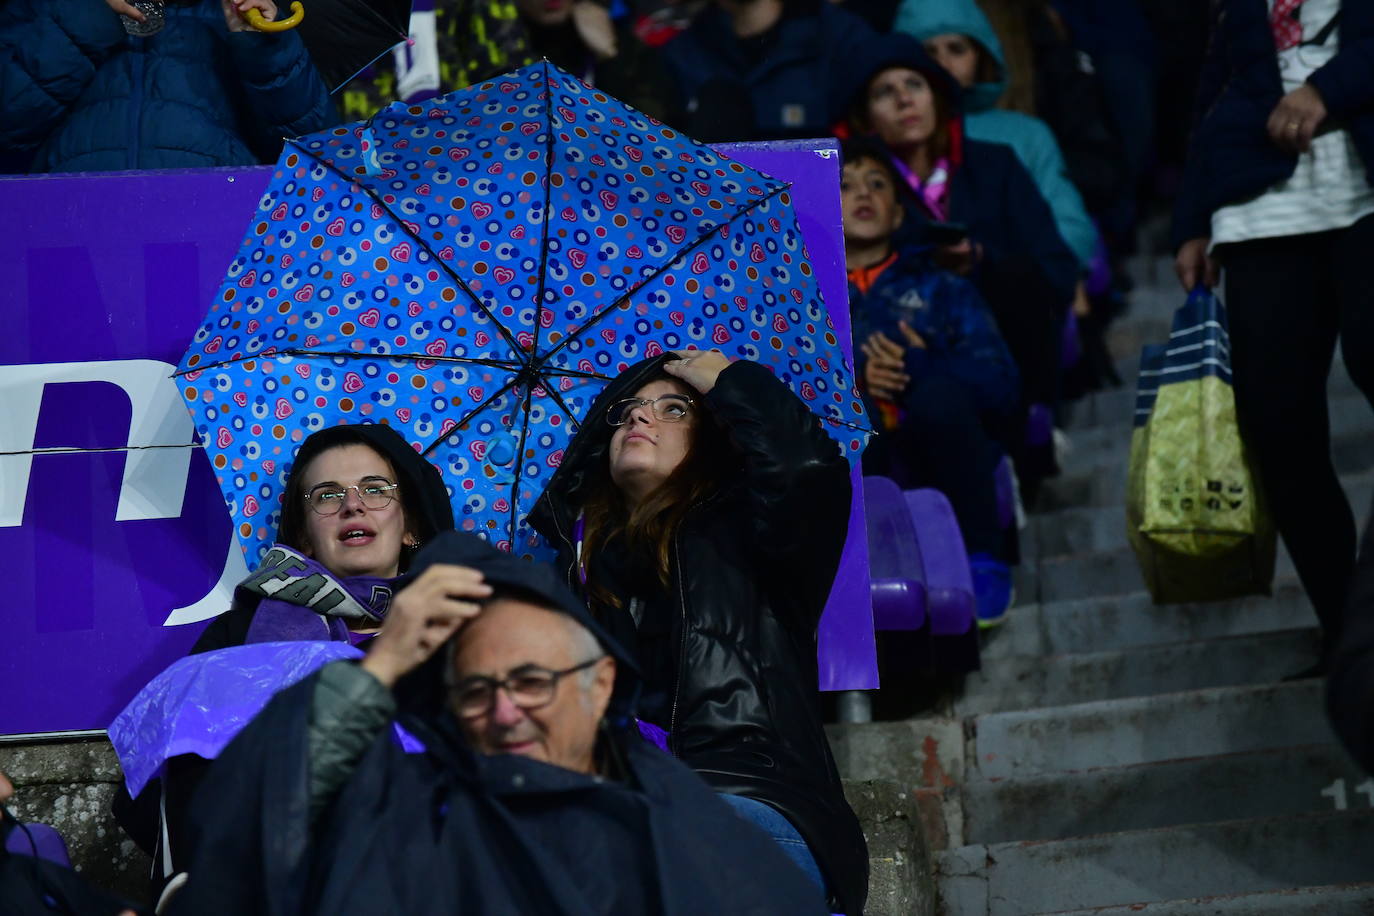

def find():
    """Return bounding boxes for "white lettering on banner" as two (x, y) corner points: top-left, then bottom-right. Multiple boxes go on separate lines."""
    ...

(0, 359), (245, 626)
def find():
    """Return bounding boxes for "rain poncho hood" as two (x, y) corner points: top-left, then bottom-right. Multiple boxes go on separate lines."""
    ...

(892, 0), (1007, 113)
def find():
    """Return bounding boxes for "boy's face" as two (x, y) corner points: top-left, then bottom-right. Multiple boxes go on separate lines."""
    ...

(841, 158), (905, 247)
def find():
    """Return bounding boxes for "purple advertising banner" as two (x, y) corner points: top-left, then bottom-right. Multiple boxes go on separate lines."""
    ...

(1, 143), (875, 738)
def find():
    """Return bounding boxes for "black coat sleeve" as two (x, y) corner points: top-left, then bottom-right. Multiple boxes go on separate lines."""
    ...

(703, 360), (852, 627)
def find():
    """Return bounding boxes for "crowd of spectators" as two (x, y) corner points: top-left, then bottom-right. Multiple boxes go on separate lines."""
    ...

(18, 1), (1374, 913)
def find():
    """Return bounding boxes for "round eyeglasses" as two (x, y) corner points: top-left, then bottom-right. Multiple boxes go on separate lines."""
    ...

(450, 657), (604, 719)
(605, 394), (695, 426)
(305, 478), (400, 516)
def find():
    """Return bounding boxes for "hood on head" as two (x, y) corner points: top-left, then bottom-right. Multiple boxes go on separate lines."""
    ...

(284, 422), (455, 551)
(840, 32), (965, 129)
(526, 352), (682, 546)
(892, 0), (1006, 113)
(392, 530), (642, 724)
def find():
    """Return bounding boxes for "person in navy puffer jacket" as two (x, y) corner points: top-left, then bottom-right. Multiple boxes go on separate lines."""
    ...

(0, 0), (337, 174)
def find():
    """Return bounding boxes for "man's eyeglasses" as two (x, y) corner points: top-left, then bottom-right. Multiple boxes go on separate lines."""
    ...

(605, 394), (695, 426)
(305, 478), (400, 516)
(450, 657), (604, 719)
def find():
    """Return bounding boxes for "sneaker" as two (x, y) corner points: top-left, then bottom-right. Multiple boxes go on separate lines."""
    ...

(969, 553), (1013, 629)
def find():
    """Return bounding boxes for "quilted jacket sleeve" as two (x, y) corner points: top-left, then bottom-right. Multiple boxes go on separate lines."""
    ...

(306, 661), (396, 823)
(225, 26), (337, 150)
(0, 0), (126, 157)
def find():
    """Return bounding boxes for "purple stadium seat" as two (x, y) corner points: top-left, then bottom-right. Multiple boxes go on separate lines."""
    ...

(4, 821), (72, 867)
(903, 489), (976, 638)
(863, 476), (928, 631)
(1026, 402), (1054, 448)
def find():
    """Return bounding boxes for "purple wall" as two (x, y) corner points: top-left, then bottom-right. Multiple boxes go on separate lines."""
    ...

(0, 145), (875, 738)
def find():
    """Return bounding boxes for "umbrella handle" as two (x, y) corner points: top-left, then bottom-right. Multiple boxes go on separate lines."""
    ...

(244, 1), (303, 31)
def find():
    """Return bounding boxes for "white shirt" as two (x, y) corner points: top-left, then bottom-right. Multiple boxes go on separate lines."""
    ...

(1211, 0), (1374, 245)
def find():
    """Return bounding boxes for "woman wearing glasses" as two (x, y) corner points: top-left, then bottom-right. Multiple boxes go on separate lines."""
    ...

(113, 424), (457, 899)
(529, 351), (869, 916)
(190, 423), (456, 651)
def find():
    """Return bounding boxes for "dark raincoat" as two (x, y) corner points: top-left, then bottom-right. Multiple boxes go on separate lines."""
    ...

(164, 531), (828, 916)
(528, 356), (869, 914)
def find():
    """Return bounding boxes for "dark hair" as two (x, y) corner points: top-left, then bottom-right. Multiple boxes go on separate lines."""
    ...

(578, 371), (736, 607)
(848, 63), (954, 163)
(276, 427), (435, 572)
(840, 138), (903, 191)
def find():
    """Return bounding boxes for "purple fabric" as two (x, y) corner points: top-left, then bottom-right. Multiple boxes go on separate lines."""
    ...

(392, 721), (426, 754)
(4, 822), (71, 867)
(108, 641), (363, 796)
(635, 719), (671, 753)
(1026, 403), (1054, 448)
(241, 546), (395, 644)
(1061, 308), (1083, 370)
(904, 489), (975, 636)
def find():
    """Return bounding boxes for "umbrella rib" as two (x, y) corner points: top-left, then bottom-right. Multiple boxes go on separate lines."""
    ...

(289, 139), (531, 364)
(539, 181), (794, 365)
(529, 59), (558, 362)
(417, 376), (524, 459)
(536, 370), (585, 430)
(504, 369), (541, 547)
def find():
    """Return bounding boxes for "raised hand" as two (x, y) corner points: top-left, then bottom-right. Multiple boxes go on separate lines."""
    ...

(360, 564), (492, 688)
(663, 348), (732, 393)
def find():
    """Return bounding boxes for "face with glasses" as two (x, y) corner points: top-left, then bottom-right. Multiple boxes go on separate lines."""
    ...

(299, 444), (415, 579)
(450, 597), (615, 773)
(608, 379), (697, 505)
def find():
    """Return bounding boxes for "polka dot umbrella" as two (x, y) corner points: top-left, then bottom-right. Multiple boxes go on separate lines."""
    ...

(176, 60), (871, 565)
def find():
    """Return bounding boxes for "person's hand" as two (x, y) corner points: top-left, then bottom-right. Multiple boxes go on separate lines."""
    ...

(0, 770), (12, 805)
(1072, 279), (1091, 318)
(663, 349), (731, 393)
(572, 1), (618, 60)
(1267, 83), (1328, 154)
(1174, 237), (1219, 291)
(105, 0), (146, 21)
(222, 0), (277, 32)
(934, 238), (980, 276)
(896, 321), (927, 350)
(360, 565), (492, 689)
(860, 332), (909, 400)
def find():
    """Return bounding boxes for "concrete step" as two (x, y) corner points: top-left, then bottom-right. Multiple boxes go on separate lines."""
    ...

(1026, 539), (1298, 605)
(1055, 393), (1374, 476)
(1028, 471), (1373, 561)
(970, 680), (1332, 780)
(961, 743), (1367, 845)
(1038, 883), (1374, 914)
(955, 628), (1320, 717)
(935, 810), (1374, 916)
(981, 581), (1318, 660)
(827, 718), (965, 792)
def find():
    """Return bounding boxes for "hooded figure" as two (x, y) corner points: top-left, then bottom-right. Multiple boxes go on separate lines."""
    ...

(111, 422), (457, 890)
(191, 422), (456, 652)
(528, 353), (869, 914)
(892, 0), (1096, 267)
(163, 530), (829, 916)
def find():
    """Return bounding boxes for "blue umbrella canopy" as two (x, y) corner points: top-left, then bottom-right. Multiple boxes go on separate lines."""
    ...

(177, 61), (870, 564)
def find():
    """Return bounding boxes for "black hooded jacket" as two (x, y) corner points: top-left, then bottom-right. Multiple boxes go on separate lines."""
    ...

(164, 531), (828, 916)
(528, 356), (869, 915)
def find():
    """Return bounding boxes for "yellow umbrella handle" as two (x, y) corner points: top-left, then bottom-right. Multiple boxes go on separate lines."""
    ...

(244, 1), (304, 31)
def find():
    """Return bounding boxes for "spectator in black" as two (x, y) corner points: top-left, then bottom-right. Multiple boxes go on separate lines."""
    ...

(843, 33), (1079, 492)
(1329, 494), (1374, 772)
(0, 0), (337, 174)
(164, 532), (828, 915)
(842, 140), (1020, 626)
(660, 0), (878, 142)
(1174, 0), (1374, 673)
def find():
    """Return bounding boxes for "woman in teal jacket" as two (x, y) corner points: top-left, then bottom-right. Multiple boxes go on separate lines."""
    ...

(0, 0), (337, 173)
(893, 0), (1095, 269)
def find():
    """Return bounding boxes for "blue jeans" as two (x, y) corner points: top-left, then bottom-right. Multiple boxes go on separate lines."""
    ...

(718, 793), (828, 898)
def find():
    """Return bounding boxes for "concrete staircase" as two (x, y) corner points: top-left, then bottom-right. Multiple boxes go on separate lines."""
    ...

(831, 255), (1374, 914)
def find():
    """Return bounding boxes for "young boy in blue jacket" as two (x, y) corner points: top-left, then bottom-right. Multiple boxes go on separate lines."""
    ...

(843, 139), (1019, 625)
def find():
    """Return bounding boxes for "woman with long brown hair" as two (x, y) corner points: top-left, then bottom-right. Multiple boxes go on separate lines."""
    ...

(529, 350), (868, 915)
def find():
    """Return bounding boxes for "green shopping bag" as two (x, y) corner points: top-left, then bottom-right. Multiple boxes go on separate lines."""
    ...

(1125, 287), (1275, 603)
